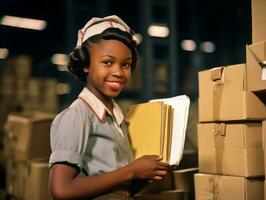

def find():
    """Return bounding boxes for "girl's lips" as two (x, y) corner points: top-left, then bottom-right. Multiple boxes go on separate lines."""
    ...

(106, 81), (124, 90)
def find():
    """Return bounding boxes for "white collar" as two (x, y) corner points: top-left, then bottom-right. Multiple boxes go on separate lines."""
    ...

(78, 87), (124, 125)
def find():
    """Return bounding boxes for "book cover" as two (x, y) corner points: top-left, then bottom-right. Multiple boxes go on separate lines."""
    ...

(126, 95), (190, 166)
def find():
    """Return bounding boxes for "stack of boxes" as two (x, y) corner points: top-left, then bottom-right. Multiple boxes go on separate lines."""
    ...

(195, 64), (266, 199)
(263, 121), (266, 199)
(0, 55), (59, 117)
(195, 0), (266, 199)
(0, 55), (59, 197)
(4, 111), (54, 199)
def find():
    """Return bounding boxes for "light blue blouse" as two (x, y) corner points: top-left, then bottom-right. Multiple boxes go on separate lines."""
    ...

(49, 87), (134, 176)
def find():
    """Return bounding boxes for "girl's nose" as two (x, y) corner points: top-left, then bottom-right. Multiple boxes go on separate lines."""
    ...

(111, 65), (123, 77)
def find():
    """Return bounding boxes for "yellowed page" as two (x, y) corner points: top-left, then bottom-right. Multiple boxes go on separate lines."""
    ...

(162, 104), (172, 163)
(126, 101), (163, 159)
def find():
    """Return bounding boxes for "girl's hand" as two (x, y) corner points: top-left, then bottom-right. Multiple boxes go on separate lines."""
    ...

(128, 155), (169, 181)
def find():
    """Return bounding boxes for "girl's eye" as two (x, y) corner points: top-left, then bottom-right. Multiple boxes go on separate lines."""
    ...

(102, 60), (112, 65)
(123, 63), (131, 69)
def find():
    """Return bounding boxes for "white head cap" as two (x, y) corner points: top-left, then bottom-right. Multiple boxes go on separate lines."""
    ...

(76, 15), (132, 47)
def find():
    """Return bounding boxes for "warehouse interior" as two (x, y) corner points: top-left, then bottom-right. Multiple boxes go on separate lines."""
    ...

(1, 0), (265, 199)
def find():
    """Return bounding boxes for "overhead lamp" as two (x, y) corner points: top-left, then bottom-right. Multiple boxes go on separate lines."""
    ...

(147, 24), (169, 38)
(180, 39), (196, 51)
(1, 15), (47, 30)
(200, 41), (215, 53)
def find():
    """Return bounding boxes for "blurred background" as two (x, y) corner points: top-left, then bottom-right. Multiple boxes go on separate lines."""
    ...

(0, 0), (253, 198)
(0, 0), (251, 103)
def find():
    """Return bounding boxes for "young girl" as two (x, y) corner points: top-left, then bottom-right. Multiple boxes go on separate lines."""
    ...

(49, 15), (169, 200)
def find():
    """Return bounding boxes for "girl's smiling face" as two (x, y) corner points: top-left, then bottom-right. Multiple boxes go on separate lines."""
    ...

(84, 39), (132, 103)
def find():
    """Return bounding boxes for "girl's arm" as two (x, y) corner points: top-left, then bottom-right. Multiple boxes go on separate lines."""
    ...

(49, 155), (168, 200)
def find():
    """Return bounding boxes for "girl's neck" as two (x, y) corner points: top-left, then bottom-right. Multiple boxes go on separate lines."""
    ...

(86, 86), (113, 112)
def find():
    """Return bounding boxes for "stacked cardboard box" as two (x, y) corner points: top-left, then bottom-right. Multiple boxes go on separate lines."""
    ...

(0, 56), (59, 177)
(195, 0), (266, 198)
(4, 111), (54, 199)
(195, 62), (265, 199)
(263, 121), (266, 199)
(0, 55), (59, 117)
(252, 0), (266, 43)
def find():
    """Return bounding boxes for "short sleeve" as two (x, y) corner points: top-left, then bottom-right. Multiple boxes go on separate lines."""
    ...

(49, 103), (91, 170)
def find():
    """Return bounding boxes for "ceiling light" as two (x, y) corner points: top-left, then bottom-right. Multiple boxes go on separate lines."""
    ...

(1, 15), (47, 30)
(200, 41), (215, 53)
(180, 39), (196, 51)
(147, 24), (169, 38)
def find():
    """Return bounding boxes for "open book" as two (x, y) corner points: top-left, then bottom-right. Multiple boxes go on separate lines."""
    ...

(125, 95), (190, 166)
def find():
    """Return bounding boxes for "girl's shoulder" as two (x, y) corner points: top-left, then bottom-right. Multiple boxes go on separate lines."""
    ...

(53, 98), (95, 124)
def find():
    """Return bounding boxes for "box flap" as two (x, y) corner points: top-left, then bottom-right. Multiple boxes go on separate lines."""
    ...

(245, 92), (266, 119)
(246, 41), (266, 91)
(210, 67), (224, 81)
(247, 44), (266, 69)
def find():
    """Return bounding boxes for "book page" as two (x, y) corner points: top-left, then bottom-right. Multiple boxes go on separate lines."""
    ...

(150, 95), (190, 165)
(162, 104), (172, 163)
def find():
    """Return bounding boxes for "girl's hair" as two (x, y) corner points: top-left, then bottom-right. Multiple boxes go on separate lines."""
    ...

(68, 28), (138, 85)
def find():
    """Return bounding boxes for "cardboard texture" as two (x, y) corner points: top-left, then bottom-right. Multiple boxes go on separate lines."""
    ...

(198, 122), (264, 177)
(264, 180), (266, 200)
(6, 159), (28, 199)
(4, 111), (54, 160)
(252, 0), (266, 43)
(126, 95), (190, 165)
(198, 64), (266, 122)
(137, 168), (198, 194)
(24, 158), (52, 200)
(194, 173), (264, 200)
(134, 190), (189, 200)
(263, 121), (266, 175)
(6, 158), (51, 200)
(246, 41), (266, 92)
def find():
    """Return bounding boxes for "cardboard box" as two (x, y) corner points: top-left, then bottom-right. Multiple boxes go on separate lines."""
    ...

(6, 158), (51, 200)
(134, 190), (189, 200)
(252, 0), (266, 43)
(198, 123), (264, 177)
(194, 173), (264, 200)
(4, 111), (54, 160)
(198, 64), (266, 122)
(137, 168), (198, 193)
(246, 41), (266, 92)
(6, 159), (28, 199)
(265, 180), (266, 200)
(135, 168), (197, 200)
(24, 158), (52, 200)
(263, 120), (266, 175)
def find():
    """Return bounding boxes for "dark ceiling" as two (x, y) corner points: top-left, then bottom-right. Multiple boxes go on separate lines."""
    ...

(0, 0), (66, 58)
(0, 0), (251, 67)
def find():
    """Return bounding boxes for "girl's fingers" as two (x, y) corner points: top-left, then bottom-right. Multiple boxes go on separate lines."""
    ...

(158, 161), (169, 168)
(156, 165), (169, 170)
(153, 175), (163, 180)
(155, 170), (168, 176)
